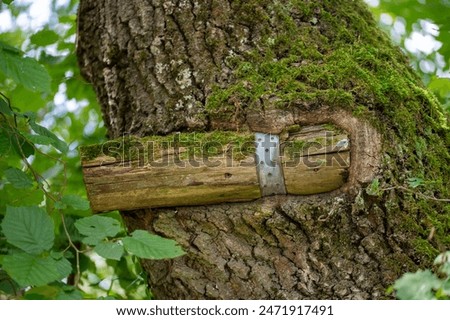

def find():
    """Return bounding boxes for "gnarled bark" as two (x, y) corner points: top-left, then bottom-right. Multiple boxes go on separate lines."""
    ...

(77, 0), (450, 299)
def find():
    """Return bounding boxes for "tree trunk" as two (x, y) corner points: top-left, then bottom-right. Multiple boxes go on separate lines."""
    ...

(76, 0), (450, 299)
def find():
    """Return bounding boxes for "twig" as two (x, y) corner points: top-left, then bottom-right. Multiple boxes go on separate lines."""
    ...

(382, 185), (450, 202)
(5, 107), (83, 288)
(59, 212), (81, 286)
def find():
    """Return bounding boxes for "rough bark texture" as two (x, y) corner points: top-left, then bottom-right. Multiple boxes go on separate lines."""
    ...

(77, 0), (450, 299)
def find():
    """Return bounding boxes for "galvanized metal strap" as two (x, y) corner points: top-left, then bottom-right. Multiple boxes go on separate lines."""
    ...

(255, 133), (287, 196)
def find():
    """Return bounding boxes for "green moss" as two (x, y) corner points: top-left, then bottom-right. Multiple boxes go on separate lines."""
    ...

(206, 1), (419, 120)
(283, 140), (307, 158)
(322, 124), (337, 132)
(203, 0), (450, 266)
(80, 131), (255, 162)
(413, 238), (440, 261)
(385, 254), (417, 275)
(285, 124), (301, 133)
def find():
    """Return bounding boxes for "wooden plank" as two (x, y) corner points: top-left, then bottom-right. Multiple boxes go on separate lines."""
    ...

(83, 155), (261, 212)
(282, 124), (350, 195)
(81, 127), (350, 212)
(283, 152), (350, 195)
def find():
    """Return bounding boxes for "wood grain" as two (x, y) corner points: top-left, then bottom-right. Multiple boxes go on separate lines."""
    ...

(82, 155), (260, 212)
(81, 126), (350, 212)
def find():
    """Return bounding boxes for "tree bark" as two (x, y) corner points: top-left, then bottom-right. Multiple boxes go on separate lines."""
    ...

(77, 0), (450, 299)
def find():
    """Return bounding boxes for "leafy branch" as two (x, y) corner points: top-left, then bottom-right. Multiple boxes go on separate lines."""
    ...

(0, 37), (185, 299)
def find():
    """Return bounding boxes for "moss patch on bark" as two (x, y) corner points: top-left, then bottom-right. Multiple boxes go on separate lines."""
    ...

(204, 0), (450, 266)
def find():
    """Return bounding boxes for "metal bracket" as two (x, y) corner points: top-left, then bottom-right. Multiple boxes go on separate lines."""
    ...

(255, 133), (287, 196)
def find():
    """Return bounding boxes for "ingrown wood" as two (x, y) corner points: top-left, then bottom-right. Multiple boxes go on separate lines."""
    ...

(281, 125), (350, 195)
(283, 152), (350, 195)
(81, 126), (350, 212)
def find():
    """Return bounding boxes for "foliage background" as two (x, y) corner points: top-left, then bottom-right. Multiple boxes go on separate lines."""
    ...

(0, 0), (185, 300)
(367, 0), (450, 113)
(0, 0), (449, 299)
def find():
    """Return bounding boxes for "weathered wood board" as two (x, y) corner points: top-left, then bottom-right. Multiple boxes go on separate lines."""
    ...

(281, 125), (350, 195)
(82, 155), (260, 212)
(81, 126), (350, 212)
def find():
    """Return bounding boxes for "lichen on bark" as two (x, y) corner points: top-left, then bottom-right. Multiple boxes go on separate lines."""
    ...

(77, 0), (450, 299)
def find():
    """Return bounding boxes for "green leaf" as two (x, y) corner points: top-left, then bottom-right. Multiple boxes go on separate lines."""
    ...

(95, 241), (124, 261)
(0, 95), (12, 116)
(428, 77), (450, 98)
(0, 270), (20, 295)
(434, 251), (450, 265)
(30, 29), (60, 47)
(0, 48), (51, 93)
(0, 186), (44, 212)
(23, 133), (55, 146)
(434, 251), (450, 276)
(394, 270), (442, 300)
(24, 285), (60, 299)
(11, 133), (35, 157)
(74, 216), (121, 245)
(408, 177), (424, 189)
(28, 120), (68, 153)
(2, 0), (14, 5)
(439, 281), (450, 297)
(2, 253), (62, 287)
(0, 40), (22, 54)
(4, 167), (33, 189)
(54, 201), (67, 210)
(61, 194), (90, 211)
(1, 206), (54, 254)
(122, 230), (185, 260)
(366, 178), (381, 196)
(9, 84), (45, 112)
(56, 287), (83, 300)
(50, 251), (64, 259)
(0, 129), (12, 156)
(54, 257), (72, 279)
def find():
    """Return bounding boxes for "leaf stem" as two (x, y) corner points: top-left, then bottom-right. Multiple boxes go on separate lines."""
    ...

(382, 185), (450, 202)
